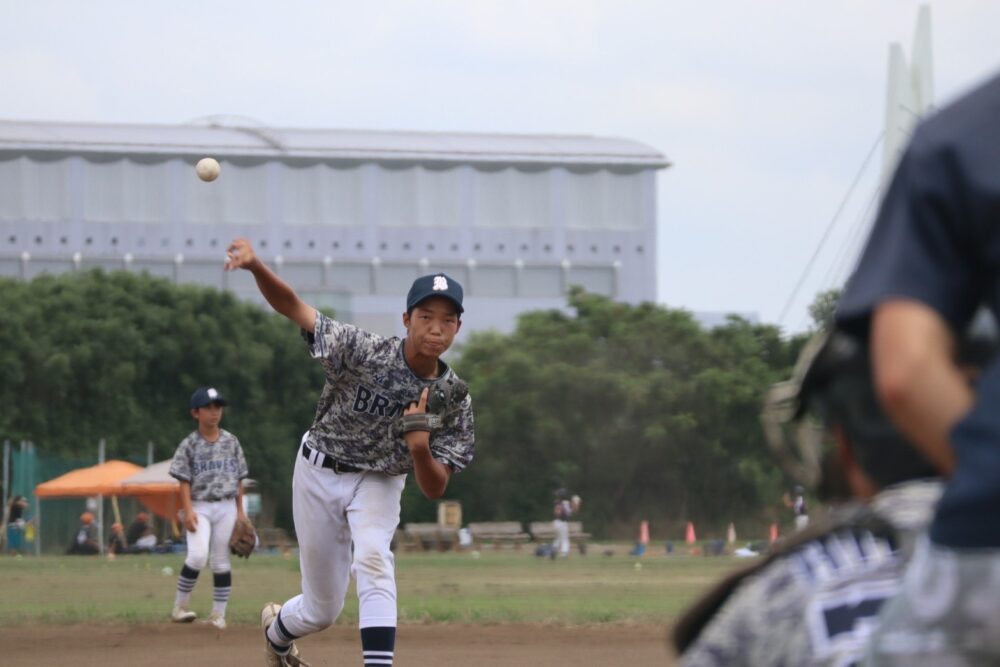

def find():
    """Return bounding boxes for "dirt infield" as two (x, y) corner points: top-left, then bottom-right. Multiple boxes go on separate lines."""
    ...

(1, 621), (675, 666)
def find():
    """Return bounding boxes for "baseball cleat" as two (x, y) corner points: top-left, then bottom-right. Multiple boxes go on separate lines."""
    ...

(171, 605), (197, 623)
(262, 602), (311, 667)
(200, 611), (226, 630)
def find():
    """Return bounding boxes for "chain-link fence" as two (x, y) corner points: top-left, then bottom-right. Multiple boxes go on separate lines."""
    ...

(2, 440), (154, 555)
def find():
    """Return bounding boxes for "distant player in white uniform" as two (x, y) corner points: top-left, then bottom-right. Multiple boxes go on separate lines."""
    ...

(169, 386), (249, 630)
(792, 485), (809, 531)
(551, 489), (581, 559)
(225, 238), (475, 667)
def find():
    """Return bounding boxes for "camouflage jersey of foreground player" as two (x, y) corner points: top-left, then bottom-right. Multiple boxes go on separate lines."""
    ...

(677, 480), (942, 667)
(169, 429), (249, 501)
(303, 311), (475, 475)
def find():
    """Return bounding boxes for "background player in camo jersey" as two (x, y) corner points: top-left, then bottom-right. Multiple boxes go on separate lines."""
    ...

(673, 320), (995, 666)
(225, 237), (475, 667)
(168, 386), (250, 631)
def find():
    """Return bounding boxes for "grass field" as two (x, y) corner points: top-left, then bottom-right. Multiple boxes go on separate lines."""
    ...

(0, 547), (744, 627)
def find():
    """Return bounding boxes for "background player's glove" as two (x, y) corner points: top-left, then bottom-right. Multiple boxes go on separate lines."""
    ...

(400, 377), (469, 433)
(229, 516), (257, 559)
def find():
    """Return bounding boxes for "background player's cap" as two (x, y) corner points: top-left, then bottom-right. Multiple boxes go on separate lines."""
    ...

(407, 273), (464, 314)
(190, 386), (228, 409)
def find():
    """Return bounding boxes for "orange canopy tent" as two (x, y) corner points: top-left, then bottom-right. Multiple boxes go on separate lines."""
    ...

(33, 460), (185, 554)
(33, 460), (144, 555)
(34, 460), (143, 498)
(117, 460), (182, 521)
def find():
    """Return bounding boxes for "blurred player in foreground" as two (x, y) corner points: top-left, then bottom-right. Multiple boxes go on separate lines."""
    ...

(836, 70), (1000, 665)
(672, 320), (995, 666)
(225, 238), (475, 667)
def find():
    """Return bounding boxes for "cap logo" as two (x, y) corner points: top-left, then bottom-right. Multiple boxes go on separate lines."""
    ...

(432, 276), (449, 291)
(207, 388), (218, 399)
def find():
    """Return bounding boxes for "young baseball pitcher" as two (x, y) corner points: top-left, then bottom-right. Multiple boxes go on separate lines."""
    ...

(168, 386), (250, 630)
(225, 238), (475, 667)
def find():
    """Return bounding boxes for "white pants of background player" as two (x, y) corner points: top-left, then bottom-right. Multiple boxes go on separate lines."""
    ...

(552, 519), (571, 557)
(277, 444), (406, 635)
(186, 499), (237, 573)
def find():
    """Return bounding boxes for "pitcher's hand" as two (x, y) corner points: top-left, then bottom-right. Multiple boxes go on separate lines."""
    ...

(225, 238), (258, 271)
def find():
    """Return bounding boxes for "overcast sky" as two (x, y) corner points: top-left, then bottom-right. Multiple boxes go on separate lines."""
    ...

(3, 1), (999, 332)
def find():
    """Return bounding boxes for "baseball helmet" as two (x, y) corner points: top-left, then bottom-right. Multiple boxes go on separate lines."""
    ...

(761, 311), (998, 492)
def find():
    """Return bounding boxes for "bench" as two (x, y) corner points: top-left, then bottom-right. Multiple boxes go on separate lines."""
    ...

(467, 521), (530, 549)
(529, 521), (591, 548)
(402, 523), (459, 552)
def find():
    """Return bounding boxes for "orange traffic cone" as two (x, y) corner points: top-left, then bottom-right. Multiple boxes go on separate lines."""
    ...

(638, 520), (650, 546)
(685, 521), (697, 545)
(769, 522), (779, 543)
(726, 522), (737, 545)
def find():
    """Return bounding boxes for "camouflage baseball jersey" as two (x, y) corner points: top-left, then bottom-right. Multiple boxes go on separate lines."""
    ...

(302, 311), (475, 475)
(678, 481), (941, 667)
(169, 429), (249, 501)
(864, 535), (1000, 665)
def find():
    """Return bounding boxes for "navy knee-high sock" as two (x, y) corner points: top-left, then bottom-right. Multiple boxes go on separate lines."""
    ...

(361, 626), (396, 666)
(174, 564), (199, 608)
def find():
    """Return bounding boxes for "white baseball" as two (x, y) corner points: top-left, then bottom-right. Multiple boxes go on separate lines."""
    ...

(196, 157), (221, 182)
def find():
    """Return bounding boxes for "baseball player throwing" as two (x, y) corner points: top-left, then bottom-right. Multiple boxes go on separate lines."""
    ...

(225, 238), (475, 667)
(169, 386), (250, 630)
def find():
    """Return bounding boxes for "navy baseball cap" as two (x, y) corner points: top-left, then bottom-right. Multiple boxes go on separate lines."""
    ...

(190, 387), (228, 409)
(406, 273), (464, 315)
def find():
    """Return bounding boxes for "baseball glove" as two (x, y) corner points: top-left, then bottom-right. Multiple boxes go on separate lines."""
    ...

(229, 516), (257, 559)
(400, 377), (470, 434)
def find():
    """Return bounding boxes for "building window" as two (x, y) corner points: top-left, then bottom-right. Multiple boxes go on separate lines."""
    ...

(82, 158), (171, 224)
(472, 167), (550, 228)
(565, 170), (644, 230)
(375, 165), (462, 228)
(185, 160), (268, 226)
(281, 163), (362, 227)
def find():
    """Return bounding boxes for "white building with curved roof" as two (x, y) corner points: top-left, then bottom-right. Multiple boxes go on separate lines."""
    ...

(0, 119), (669, 335)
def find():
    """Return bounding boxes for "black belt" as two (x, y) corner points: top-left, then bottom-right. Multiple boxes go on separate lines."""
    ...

(301, 442), (364, 474)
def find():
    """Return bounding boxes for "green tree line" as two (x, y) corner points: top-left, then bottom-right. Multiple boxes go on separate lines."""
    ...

(1, 271), (812, 539)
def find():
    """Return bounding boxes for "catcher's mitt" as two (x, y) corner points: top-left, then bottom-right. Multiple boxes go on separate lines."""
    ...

(229, 516), (257, 559)
(400, 377), (469, 434)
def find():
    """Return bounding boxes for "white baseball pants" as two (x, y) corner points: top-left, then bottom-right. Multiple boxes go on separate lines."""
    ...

(185, 499), (237, 573)
(277, 441), (406, 637)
